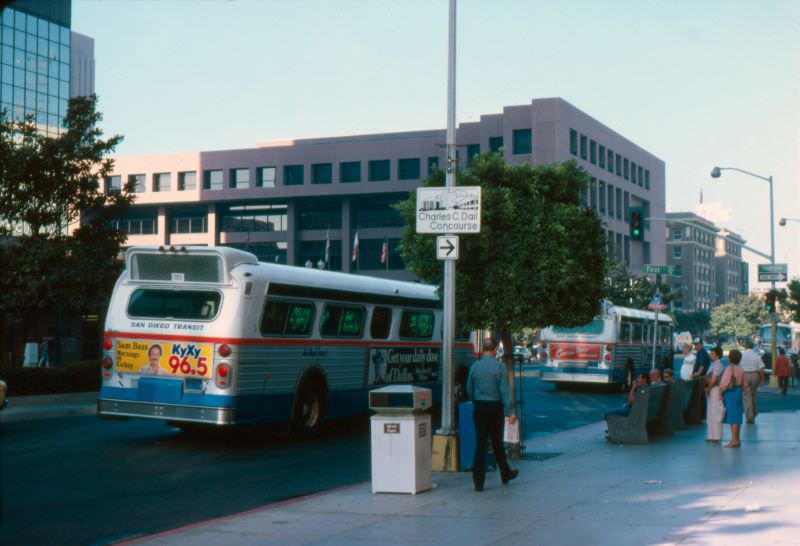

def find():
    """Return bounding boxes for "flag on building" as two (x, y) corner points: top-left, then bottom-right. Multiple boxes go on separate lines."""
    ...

(324, 228), (331, 268)
(351, 231), (359, 262)
(380, 238), (388, 266)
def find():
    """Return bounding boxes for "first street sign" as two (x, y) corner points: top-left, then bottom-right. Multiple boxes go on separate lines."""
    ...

(416, 186), (482, 234)
(758, 263), (788, 282)
(436, 236), (459, 260)
(643, 264), (678, 276)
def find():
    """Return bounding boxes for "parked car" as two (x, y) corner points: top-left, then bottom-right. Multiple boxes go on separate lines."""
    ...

(512, 346), (532, 363)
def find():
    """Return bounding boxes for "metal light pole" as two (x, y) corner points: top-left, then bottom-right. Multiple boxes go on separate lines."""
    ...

(711, 166), (777, 384)
(438, 0), (457, 438)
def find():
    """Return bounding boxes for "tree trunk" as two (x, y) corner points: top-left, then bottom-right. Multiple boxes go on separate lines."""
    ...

(500, 329), (522, 459)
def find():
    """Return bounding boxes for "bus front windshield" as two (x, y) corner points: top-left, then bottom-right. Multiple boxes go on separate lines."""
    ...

(552, 319), (605, 336)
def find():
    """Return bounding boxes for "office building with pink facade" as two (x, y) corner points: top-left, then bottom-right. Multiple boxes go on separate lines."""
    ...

(105, 97), (665, 280)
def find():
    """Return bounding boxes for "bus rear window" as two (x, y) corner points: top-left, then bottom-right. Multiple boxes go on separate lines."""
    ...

(400, 311), (435, 339)
(552, 319), (604, 335)
(127, 289), (221, 320)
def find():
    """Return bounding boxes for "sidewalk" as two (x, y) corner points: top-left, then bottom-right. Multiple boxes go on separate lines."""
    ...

(123, 410), (800, 546)
(0, 391), (97, 423)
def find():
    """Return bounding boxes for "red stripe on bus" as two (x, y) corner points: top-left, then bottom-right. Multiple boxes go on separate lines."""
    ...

(105, 331), (474, 349)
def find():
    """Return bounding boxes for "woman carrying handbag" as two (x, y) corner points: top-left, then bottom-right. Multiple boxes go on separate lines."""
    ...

(718, 349), (746, 448)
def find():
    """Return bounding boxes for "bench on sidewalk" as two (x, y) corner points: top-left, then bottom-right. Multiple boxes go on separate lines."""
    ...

(683, 378), (705, 425)
(605, 383), (670, 444)
(667, 379), (694, 431)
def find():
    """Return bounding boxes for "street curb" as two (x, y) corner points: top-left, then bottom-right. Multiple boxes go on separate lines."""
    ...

(6, 391), (98, 407)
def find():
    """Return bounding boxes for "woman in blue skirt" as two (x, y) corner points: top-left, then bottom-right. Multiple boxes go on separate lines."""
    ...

(719, 349), (746, 448)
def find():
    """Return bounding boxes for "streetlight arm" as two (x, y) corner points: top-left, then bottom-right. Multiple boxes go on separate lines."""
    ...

(647, 217), (772, 260)
(714, 166), (772, 183)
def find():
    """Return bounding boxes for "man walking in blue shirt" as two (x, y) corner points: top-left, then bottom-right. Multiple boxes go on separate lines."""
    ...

(467, 336), (519, 492)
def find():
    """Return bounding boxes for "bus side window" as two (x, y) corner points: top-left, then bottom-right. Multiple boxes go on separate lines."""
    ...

(320, 304), (365, 337)
(370, 307), (392, 339)
(261, 301), (290, 335)
(400, 310), (435, 340)
(632, 322), (643, 343)
(285, 303), (315, 335)
(620, 321), (632, 342)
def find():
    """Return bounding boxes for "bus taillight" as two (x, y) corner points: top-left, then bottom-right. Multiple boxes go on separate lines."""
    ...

(215, 364), (231, 388)
(605, 345), (613, 352)
(102, 357), (113, 369)
(103, 339), (113, 351)
(218, 344), (231, 358)
(604, 354), (612, 361)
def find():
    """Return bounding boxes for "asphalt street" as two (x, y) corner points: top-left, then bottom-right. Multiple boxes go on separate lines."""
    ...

(1, 371), (797, 545)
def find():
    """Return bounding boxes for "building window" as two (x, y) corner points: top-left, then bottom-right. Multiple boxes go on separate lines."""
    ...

(607, 184), (615, 217)
(368, 159), (391, 182)
(673, 247), (683, 259)
(256, 166), (276, 188)
(466, 145), (480, 163)
(297, 201), (341, 230)
(590, 178), (597, 211)
(311, 163), (332, 185)
(230, 168), (250, 189)
(222, 204), (288, 233)
(154, 172), (171, 192)
(579, 134), (587, 160)
(645, 169), (650, 190)
(624, 235), (630, 265)
(631, 162), (637, 184)
(171, 215), (207, 234)
(623, 191), (630, 220)
(298, 240), (342, 271)
(178, 171), (197, 191)
(615, 154), (621, 176)
(105, 175), (121, 193)
(284, 164), (304, 186)
(672, 228), (682, 240)
(109, 212), (158, 235)
(203, 169), (223, 190)
(398, 157), (421, 180)
(607, 149), (614, 173)
(599, 145), (606, 169)
(353, 198), (404, 228)
(428, 157), (440, 175)
(513, 129), (532, 155)
(129, 174), (146, 193)
(615, 188), (622, 220)
(340, 161), (361, 183)
(489, 136), (504, 153)
(599, 180), (606, 213)
(589, 140), (597, 165)
(623, 158), (630, 180)
(569, 129), (578, 156)
(638, 166), (644, 187)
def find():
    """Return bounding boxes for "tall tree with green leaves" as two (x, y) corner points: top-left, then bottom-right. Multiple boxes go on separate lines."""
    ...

(710, 294), (766, 340)
(0, 95), (131, 366)
(396, 153), (607, 382)
(778, 281), (800, 322)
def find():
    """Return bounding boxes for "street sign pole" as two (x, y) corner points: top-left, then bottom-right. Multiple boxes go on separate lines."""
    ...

(438, 0), (457, 440)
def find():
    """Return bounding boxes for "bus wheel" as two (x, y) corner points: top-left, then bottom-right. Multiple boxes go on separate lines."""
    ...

(292, 378), (327, 438)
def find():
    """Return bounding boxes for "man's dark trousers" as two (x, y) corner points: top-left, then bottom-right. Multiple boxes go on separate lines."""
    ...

(472, 400), (513, 489)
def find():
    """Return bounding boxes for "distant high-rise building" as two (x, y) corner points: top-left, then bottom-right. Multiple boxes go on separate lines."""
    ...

(715, 229), (747, 306)
(666, 212), (719, 312)
(0, 0), (94, 135)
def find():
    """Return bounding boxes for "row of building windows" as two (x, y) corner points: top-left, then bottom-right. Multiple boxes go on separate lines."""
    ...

(107, 129), (537, 194)
(570, 129), (651, 190)
(583, 178), (650, 228)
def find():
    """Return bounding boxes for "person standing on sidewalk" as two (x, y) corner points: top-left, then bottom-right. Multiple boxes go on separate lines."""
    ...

(739, 339), (765, 423)
(775, 347), (791, 396)
(679, 343), (696, 380)
(692, 339), (710, 418)
(719, 349), (746, 448)
(704, 347), (724, 443)
(466, 336), (519, 492)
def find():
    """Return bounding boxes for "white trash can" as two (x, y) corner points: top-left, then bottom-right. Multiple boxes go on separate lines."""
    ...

(369, 385), (432, 494)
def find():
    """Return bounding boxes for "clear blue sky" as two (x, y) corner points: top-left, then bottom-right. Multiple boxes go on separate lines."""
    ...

(73, 0), (800, 286)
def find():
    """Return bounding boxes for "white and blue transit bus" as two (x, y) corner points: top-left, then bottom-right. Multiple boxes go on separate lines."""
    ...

(98, 246), (475, 434)
(539, 302), (673, 387)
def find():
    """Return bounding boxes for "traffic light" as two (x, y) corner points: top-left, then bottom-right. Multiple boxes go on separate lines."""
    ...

(629, 207), (645, 241)
(765, 290), (777, 313)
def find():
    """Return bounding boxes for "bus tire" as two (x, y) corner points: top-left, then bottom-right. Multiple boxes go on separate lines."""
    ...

(291, 375), (328, 438)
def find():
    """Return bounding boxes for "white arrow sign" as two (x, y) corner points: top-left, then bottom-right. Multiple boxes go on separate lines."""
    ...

(436, 235), (459, 260)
